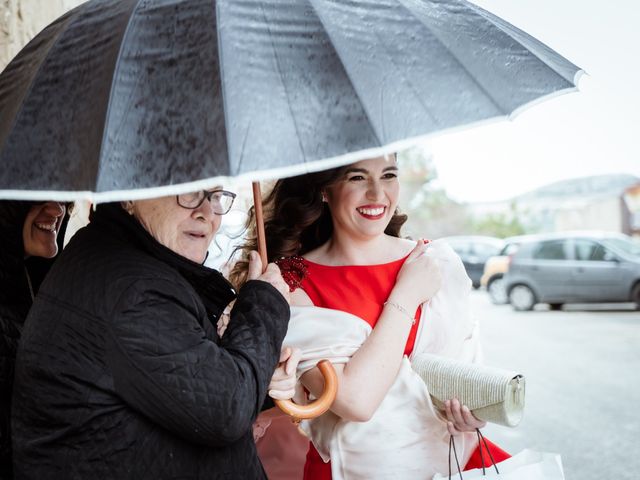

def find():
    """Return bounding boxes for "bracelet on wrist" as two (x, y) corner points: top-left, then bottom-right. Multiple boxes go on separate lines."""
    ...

(383, 300), (415, 325)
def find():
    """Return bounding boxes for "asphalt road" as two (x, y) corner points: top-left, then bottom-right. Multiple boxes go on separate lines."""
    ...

(472, 290), (640, 480)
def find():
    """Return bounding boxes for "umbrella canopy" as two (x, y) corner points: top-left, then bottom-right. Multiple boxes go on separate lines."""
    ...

(0, 0), (581, 203)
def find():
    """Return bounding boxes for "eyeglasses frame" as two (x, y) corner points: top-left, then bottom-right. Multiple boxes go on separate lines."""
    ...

(176, 189), (237, 215)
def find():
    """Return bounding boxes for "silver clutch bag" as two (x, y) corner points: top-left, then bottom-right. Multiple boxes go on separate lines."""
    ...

(411, 353), (525, 427)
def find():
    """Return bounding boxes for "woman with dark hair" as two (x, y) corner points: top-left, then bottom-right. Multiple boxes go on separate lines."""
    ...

(0, 201), (67, 479)
(231, 155), (509, 479)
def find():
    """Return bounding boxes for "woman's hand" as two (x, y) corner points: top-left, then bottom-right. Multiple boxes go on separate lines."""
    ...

(389, 240), (441, 310)
(268, 347), (302, 400)
(444, 398), (486, 436)
(247, 251), (290, 303)
(216, 304), (232, 337)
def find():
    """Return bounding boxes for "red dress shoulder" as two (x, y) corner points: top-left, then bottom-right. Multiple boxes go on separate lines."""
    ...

(277, 255), (422, 355)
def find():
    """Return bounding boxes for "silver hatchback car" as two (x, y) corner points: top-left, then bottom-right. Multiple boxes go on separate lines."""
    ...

(503, 232), (640, 311)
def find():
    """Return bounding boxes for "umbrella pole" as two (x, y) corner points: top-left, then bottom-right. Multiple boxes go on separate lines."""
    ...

(252, 182), (268, 273)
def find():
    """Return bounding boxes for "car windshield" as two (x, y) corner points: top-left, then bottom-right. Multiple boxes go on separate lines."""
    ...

(602, 237), (640, 257)
(501, 242), (521, 256)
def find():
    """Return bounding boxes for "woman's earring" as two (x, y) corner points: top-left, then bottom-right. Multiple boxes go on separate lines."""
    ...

(321, 192), (328, 203)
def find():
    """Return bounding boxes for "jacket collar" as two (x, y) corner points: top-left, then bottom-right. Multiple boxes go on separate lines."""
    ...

(0, 201), (34, 307)
(91, 203), (236, 318)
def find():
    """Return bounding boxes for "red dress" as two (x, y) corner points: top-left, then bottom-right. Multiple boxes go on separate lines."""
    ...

(278, 255), (509, 480)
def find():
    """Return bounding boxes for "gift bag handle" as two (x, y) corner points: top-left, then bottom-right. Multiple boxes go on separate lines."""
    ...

(448, 435), (464, 480)
(448, 429), (500, 479)
(476, 429), (500, 476)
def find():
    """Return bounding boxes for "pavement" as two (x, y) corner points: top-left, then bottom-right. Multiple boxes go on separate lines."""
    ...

(472, 290), (640, 480)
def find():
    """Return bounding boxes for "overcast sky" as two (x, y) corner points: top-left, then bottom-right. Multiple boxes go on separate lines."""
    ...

(422, 0), (640, 203)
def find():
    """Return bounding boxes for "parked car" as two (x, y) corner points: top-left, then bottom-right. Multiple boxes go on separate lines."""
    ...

(480, 235), (534, 304)
(503, 232), (640, 311)
(440, 236), (504, 288)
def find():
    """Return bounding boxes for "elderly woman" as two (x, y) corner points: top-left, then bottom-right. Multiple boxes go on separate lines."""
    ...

(11, 189), (291, 479)
(1, 200), (67, 480)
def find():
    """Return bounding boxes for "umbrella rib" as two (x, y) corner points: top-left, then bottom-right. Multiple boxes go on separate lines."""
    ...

(0, 9), (78, 157)
(216, 0), (234, 177)
(95, 0), (147, 189)
(465, 1), (582, 85)
(396, 0), (509, 115)
(370, 26), (444, 130)
(306, 0), (384, 147)
(310, 1), (444, 136)
(257, 2), (307, 164)
(234, 118), (252, 176)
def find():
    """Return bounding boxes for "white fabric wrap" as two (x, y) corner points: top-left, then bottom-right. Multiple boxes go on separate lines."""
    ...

(282, 240), (483, 479)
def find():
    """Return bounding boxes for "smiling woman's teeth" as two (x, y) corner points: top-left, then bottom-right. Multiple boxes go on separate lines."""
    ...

(357, 207), (385, 216)
(35, 222), (56, 232)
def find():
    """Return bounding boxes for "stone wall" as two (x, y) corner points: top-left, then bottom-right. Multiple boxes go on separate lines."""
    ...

(0, 0), (84, 70)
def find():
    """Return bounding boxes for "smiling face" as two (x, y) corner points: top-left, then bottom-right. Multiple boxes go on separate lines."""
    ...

(22, 202), (67, 258)
(324, 155), (400, 241)
(129, 190), (223, 264)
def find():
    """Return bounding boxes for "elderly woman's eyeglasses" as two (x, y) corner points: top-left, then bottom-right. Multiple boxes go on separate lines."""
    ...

(176, 190), (236, 215)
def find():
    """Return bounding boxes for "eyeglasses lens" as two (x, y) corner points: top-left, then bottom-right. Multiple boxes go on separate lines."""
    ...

(177, 191), (234, 214)
(210, 191), (234, 214)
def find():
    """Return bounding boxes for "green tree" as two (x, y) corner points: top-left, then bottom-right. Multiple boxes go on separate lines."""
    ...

(397, 146), (472, 238)
(469, 202), (530, 238)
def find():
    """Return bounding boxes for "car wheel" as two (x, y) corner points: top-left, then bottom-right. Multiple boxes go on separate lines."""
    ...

(549, 303), (563, 311)
(632, 283), (640, 310)
(509, 285), (536, 311)
(487, 277), (508, 305)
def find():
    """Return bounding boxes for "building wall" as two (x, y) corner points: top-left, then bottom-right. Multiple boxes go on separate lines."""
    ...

(554, 196), (623, 233)
(1, 0), (84, 70)
(623, 184), (640, 236)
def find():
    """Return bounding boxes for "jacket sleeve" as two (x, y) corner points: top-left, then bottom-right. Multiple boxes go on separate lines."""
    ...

(0, 313), (20, 399)
(106, 278), (289, 447)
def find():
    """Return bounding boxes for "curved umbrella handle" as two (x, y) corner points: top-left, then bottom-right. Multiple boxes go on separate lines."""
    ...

(274, 359), (338, 421)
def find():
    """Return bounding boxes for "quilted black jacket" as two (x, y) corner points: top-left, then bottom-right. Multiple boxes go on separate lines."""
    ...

(0, 202), (34, 480)
(0, 201), (66, 480)
(11, 203), (289, 479)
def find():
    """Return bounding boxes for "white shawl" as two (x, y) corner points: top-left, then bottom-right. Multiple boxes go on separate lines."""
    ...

(282, 240), (482, 479)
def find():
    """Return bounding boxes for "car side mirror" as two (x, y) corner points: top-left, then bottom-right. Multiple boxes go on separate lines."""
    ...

(603, 252), (619, 262)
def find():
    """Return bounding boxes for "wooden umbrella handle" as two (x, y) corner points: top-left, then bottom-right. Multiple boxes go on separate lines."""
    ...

(252, 182), (268, 271)
(274, 360), (338, 421)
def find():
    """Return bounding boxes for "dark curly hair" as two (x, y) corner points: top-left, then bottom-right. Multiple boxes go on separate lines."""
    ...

(229, 164), (408, 289)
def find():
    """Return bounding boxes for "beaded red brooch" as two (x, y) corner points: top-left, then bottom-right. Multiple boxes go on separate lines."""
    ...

(275, 256), (308, 292)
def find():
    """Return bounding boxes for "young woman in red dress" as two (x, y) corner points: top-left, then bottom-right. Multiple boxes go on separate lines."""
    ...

(232, 155), (509, 479)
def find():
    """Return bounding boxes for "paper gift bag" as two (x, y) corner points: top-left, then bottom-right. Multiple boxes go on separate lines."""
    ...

(433, 448), (565, 480)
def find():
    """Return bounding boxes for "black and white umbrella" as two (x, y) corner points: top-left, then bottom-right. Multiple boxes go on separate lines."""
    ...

(0, 0), (583, 420)
(0, 0), (581, 203)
